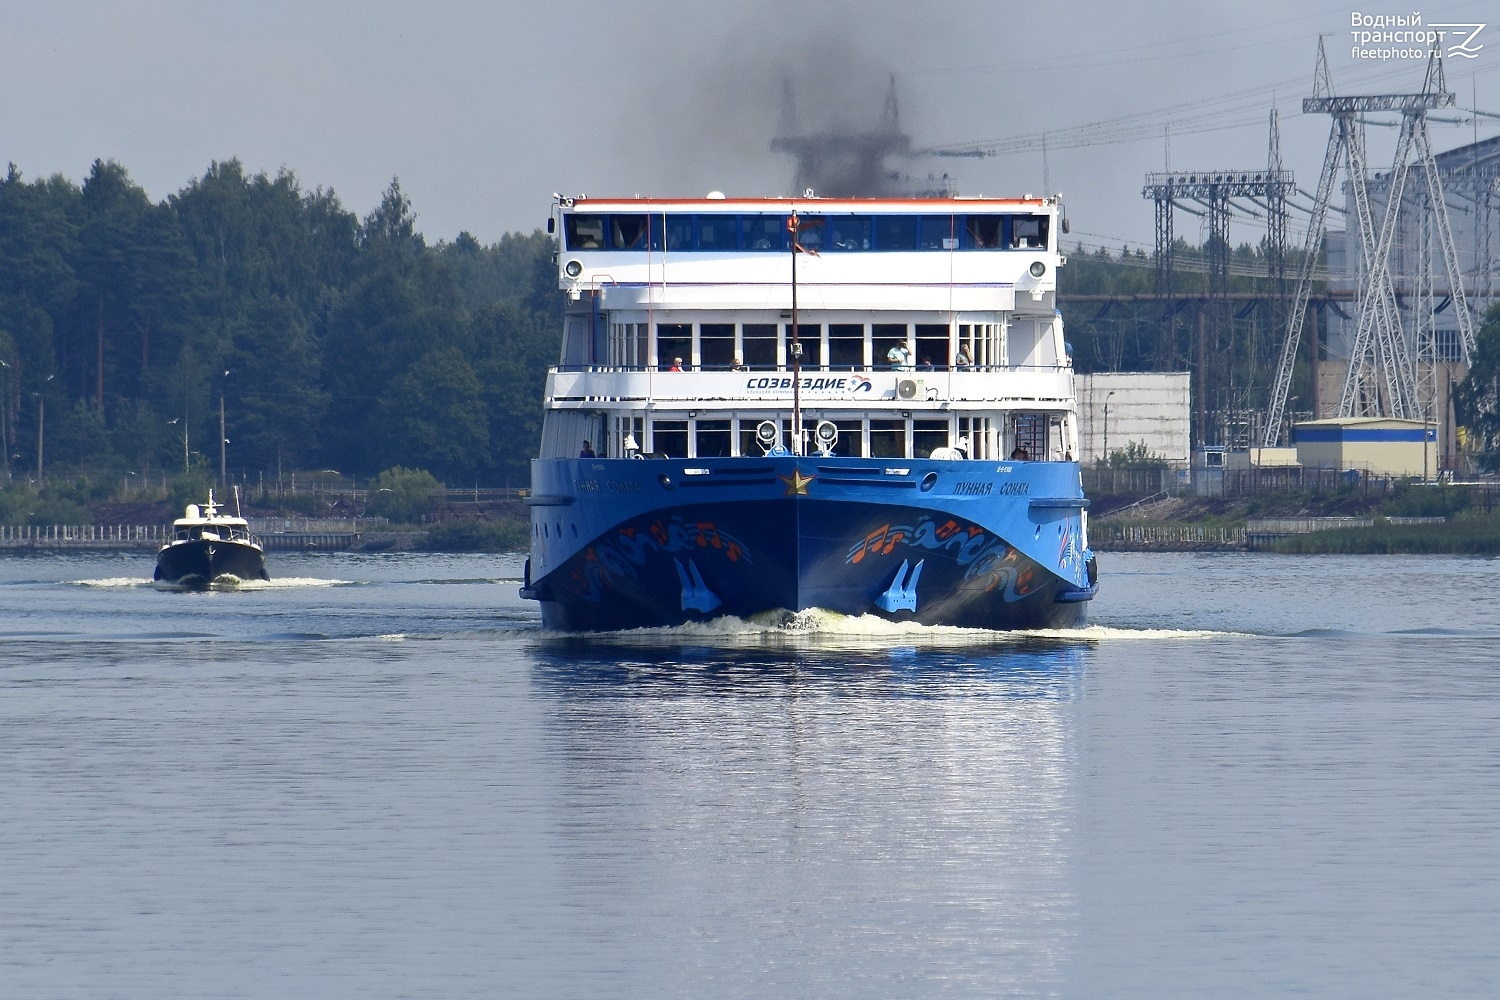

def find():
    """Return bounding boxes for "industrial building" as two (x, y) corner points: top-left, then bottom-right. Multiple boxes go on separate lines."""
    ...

(1293, 417), (1439, 478)
(1074, 372), (1191, 467)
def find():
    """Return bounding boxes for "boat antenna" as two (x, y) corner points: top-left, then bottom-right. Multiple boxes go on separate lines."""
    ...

(233, 484), (242, 517)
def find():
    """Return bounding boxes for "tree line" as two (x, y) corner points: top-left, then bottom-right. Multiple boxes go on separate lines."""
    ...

(0, 158), (561, 490)
(12, 161), (1492, 490)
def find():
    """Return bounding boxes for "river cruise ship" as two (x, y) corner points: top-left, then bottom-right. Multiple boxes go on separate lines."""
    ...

(520, 193), (1097, 630)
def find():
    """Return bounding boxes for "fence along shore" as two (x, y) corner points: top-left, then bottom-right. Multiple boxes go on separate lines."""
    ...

(0, 519), (389, 552)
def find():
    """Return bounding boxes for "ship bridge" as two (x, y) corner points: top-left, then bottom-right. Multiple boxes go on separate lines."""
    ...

(552, 196), (1061, 314)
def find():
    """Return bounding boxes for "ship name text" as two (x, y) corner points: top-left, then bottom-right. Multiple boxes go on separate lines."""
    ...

(573, 479), (642, 493)
(743, 375), (874, 396)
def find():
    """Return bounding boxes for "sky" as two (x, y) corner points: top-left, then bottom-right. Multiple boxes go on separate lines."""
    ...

(2, 1), (1497, 256)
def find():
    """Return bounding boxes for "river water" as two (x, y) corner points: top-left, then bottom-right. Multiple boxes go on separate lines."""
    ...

(1, 549), (1496, 998)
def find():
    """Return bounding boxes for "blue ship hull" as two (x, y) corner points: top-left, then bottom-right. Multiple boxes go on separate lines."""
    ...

(522, 456), (1096, 632)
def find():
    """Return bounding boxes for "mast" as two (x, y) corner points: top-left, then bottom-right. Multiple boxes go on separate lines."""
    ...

(788, 211), (804, 454)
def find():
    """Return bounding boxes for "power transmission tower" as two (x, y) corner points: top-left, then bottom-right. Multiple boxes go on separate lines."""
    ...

(1153, 190), (1174, 297)
(1264, 40), (1474, 445)
(1267, 108), (1288, 294)
(1143, 163), (1293, 444)
(1266, 108), (1289, 366)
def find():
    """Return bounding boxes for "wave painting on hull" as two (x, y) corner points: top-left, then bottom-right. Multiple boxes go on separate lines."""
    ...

(521, 193), (1097, 630)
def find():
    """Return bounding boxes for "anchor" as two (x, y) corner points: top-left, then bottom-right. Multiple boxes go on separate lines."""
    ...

(875, 558), (924, 613)
(675, 558), (722, 613)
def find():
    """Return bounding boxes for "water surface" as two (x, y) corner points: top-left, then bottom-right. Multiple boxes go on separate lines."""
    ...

(1, 550), (1496, 997)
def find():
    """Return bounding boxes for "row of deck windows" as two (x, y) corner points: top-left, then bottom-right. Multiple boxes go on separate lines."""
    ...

(601, 414), (1064, 462)
(564, 213), (1049, 254)
(603, 320), (1049, 370)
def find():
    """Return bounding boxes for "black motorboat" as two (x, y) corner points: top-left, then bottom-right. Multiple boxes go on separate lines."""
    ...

(153, 489), (269, 586)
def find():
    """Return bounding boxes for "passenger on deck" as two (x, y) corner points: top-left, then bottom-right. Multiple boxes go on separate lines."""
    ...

(579, 440), (596, 458)
(730, 356), (746, 371)
(886, 344), (911, 370)
(954, 345), (973, 369)
(1009, 446), (1030, 461)
(669, 357), (683, 372)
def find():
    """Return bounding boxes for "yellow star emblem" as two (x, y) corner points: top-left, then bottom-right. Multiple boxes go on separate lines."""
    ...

(779, 468), (815, 496)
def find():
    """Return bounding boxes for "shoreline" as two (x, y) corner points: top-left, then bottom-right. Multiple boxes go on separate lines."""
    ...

(0, 528), (434, 555)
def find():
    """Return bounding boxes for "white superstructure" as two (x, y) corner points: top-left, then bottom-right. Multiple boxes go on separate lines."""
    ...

(541, 195), (1078, 464)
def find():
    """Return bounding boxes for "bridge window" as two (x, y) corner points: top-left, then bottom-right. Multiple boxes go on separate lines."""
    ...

(610, 215), (649, 250)
(793, 216), (826, 252)
(828, 216), (871, 251)
(919, 215), (956, 250)
(565, 214), (606, 250)
(744, 216), (787, 251)
(1009, 215), (1048, 249)
(963, 215), (1001, 249)
(565, 212), (1042, 252)
(874, 215), (918, 250)
(650, 214), (694, 252)
(696, 215), (738, 250)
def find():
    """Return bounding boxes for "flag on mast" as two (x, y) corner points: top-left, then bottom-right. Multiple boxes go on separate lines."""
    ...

(788, 214), (819, 255)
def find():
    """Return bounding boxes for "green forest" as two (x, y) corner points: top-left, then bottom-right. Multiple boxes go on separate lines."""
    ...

(0, 158), (561, 500)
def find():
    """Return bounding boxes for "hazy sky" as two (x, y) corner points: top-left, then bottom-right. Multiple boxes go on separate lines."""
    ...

(2, 1), (1496, 254)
